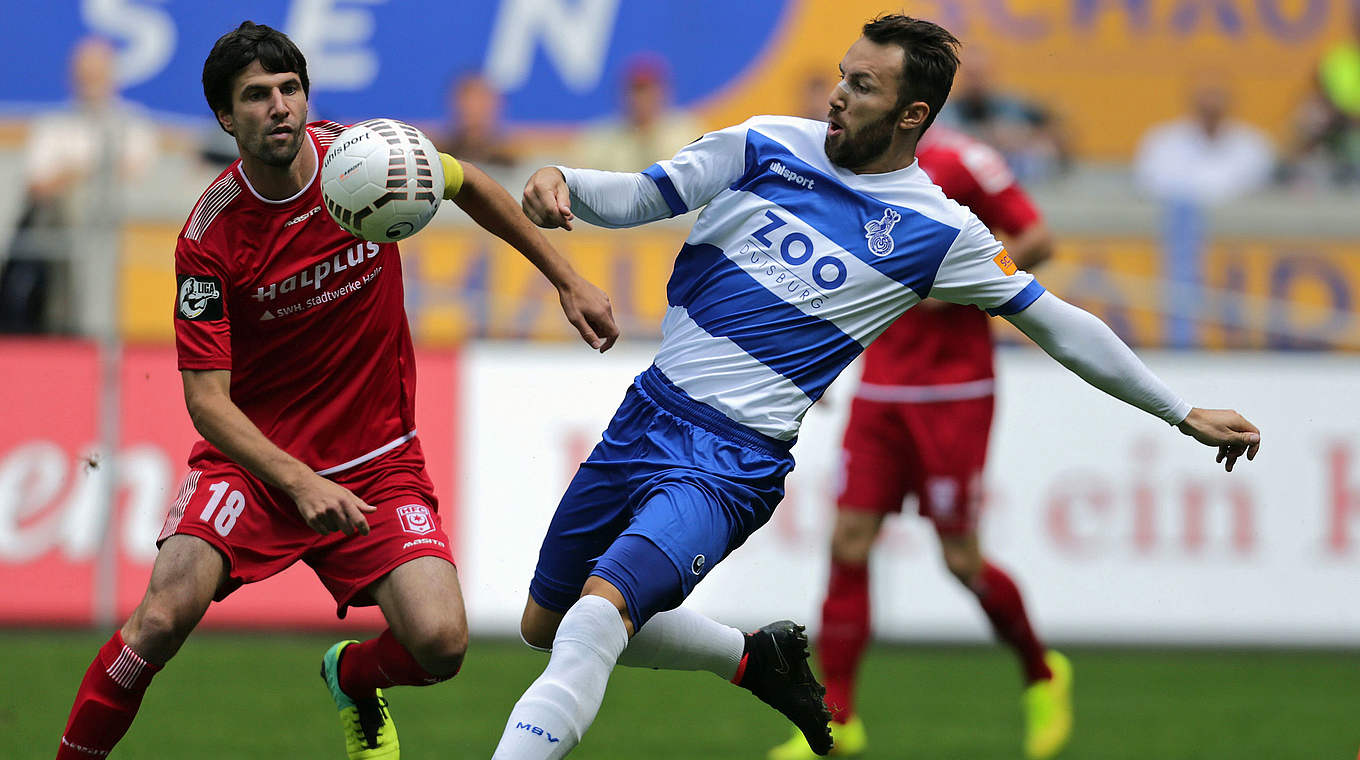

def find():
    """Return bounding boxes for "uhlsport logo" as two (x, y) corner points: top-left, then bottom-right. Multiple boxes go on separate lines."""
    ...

(176, 275), (222, 321)
(864, 208), (902, 257)
(397, 504), (436, 535)
(768, 160), (814, 189)
(323, 132), (370, 170)
(691, 554), (706, 575)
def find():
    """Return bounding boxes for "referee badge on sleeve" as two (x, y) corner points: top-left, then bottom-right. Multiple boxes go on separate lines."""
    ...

(176, 275), (224, 321)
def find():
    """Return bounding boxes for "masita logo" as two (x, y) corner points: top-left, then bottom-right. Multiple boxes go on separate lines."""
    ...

(283, 205), (323, 228)
(176, 275), (222, 321)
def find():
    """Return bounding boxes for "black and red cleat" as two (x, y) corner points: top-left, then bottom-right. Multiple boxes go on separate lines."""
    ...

(733, 620), (833, 756)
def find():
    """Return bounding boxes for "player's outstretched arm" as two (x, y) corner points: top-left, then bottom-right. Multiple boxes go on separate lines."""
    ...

(1004, 293), (1261, 472)
(523, 165), (674, 231)
(180, 370), (376, 535)
(446, 159), (618, 352)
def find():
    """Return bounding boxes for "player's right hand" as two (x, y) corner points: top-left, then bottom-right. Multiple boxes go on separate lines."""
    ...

(289, 473), (376, 536)
(522, 167), (575, 231)
(1176, 408), (1261, 472)
(558, 275), (619, 352)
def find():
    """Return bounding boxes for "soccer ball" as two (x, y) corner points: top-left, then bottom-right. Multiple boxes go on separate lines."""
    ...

(320, 118), (444, 243)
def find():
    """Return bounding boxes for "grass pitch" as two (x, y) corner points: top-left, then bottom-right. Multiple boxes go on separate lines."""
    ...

(6, 630), (1357, 759)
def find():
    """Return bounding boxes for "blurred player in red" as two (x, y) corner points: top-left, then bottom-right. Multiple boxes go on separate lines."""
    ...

(53, 22), (616, 760)
(769, 125), (1067, 760)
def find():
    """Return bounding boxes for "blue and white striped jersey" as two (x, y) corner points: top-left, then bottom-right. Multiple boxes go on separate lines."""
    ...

(641, 115), (1045, 440)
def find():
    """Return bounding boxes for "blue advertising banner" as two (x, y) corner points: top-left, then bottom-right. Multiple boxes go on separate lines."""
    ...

(4, 1), (791, 124)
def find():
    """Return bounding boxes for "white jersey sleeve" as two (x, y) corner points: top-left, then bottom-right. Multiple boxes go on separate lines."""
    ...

(1007, 292), (1192, 424)
(927, 213), (1045, 315)
(558, 167), (672, 229)
(641, 121), (751, 216)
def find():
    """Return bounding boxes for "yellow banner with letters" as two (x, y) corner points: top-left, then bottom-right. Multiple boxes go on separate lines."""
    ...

(695, 0), (1350, 159)
(122, 223), (1360, 351)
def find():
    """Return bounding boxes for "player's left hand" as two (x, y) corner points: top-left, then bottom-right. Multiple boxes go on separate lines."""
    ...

(558, 276), (618, 352)
(1176, 407), (1261, 472)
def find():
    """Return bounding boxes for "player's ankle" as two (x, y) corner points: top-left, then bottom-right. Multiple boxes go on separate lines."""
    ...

(336, 647), (377, 700)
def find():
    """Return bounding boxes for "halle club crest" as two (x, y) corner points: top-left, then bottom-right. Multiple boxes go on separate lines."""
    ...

(397, 504), (436, 535)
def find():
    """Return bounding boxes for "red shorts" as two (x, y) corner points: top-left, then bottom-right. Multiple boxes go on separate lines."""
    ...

(836, 394), (993, 535)
(158, 438), (453, 617)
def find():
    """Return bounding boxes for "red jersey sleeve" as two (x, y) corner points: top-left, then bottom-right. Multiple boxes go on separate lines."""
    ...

(174, 234), (233, 371)
(952, 140), (1042, 237)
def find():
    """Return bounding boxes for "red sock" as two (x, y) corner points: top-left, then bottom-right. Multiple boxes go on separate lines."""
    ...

(338, 629), (455, 699)
(818, 560), (871, 723)
(56, 632), (162, 759)
(972, 561), (1052, 684)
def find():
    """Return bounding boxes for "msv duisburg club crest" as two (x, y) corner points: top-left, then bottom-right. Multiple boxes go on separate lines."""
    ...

(864, 208), (901, 257)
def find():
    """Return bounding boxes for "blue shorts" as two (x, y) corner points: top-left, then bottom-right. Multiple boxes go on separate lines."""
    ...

(529, 365), (795, 628)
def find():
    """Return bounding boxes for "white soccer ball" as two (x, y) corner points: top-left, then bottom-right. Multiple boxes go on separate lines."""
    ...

(320, 118), (444, 243)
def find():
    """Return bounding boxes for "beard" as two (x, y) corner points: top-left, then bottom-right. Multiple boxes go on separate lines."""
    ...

(825, 109), (898, 170)
(248, 127), (306, 167)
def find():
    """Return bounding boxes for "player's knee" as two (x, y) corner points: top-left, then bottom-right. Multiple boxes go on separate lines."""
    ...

(831, 532), (873, 564)
(519, 620), (556, 652)
(126, 599), (195, 658)
(831, 517), (879, 564)
(941, 545), (982, 584)
(406, 621), (468, 677)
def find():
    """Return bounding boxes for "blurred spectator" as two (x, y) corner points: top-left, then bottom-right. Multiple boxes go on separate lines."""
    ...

(1283, 13), (1360, 188)
(937, 48), (1069, 182)
(1135, 77), (1275, 205)
(434, 72), (518, 168)
(573, 54), (701, 172)
(0, 37), (155, 335)
(1134, 76), (1274, 349)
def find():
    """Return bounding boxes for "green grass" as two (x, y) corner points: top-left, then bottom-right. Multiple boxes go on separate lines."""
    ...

(6, 630), (1358, 759)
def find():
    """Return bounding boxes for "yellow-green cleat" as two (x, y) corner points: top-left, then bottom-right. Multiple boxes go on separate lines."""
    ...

(1023, 651), (1073, 759)
(320, 640), (400, 760)
(767, 716), (868, 760)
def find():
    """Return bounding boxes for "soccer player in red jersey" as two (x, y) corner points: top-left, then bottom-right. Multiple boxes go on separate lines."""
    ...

(769, 126), (1069, 760)
(53, 22), (616, 760)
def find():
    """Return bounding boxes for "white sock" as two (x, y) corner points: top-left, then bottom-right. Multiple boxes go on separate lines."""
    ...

(617, 606), (745, 680)
(491, 595), (629, 760)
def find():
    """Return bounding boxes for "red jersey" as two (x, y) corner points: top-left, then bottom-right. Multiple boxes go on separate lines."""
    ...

(174, 121), (420, 475)
(859, 127), (1042, 394)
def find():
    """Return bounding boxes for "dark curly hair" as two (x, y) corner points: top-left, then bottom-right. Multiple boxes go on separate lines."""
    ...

(201, 21), (309, 119)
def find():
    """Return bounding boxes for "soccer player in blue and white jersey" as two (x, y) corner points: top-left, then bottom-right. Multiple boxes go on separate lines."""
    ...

(492, 15), (1261, 760)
